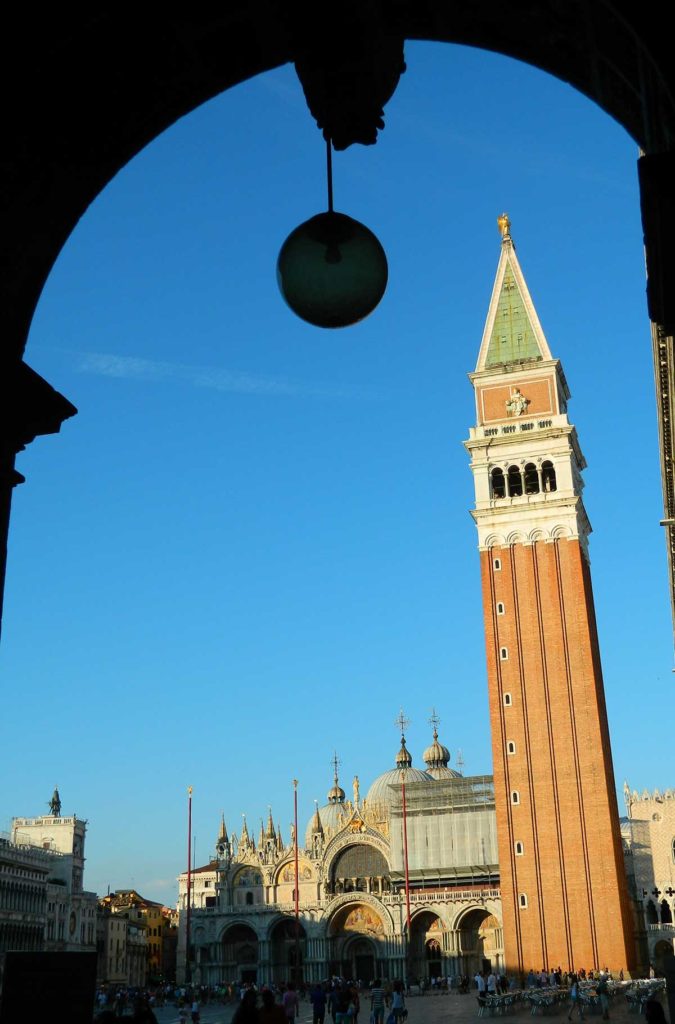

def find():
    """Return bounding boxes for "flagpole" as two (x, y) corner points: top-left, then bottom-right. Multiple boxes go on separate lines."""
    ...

(186, 785), (193, 984)
(293, 779), (300, 985)
(401, 770), (412, 983)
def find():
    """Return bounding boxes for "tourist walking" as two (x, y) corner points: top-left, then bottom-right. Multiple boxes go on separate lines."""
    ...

(568, 974), (584, 1021)
(370, 979), (386, 1024)
(391, 981), (406, 1023)
(283, 983), (299, 1022)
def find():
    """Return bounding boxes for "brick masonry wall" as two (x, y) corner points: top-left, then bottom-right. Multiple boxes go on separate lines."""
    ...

(480, 538), (636, 974)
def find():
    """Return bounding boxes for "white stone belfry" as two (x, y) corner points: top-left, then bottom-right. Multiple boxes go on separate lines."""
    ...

(465, 218), (592, 556)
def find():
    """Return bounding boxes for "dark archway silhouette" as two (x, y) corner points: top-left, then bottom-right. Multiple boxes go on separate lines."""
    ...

(2, 8), (675, 633)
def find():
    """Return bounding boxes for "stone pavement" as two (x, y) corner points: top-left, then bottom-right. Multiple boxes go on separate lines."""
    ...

(149, 989), (668, 1024)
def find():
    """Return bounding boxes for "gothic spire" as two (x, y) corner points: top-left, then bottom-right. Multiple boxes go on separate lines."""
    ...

(218, 812), (228, 843)
(310, 800), (324, 835)
(266, 807), (276, 840)
(240, 814), (250, 846)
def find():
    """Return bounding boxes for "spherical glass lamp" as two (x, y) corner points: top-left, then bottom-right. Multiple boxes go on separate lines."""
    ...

(277, 210), (388, 329)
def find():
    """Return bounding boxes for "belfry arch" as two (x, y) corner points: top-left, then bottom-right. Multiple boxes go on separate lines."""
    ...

(2, 8), (675, 632)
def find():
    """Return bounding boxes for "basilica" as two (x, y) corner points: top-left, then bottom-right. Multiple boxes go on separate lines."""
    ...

(177, 721), (502, 986)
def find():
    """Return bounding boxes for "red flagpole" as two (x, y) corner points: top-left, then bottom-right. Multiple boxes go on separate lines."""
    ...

(401, 773), (412, 978)
(294, 779), (300, 985)
(186, 785), (193, 983)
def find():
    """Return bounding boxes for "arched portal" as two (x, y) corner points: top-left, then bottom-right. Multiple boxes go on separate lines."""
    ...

(654, 939), (673, 975)
(221, 923), (259, 985)
(456, 909), (500, 976)
(328, 903), (387, 983)
(409, 911), (444, 983)
(269, 917), (307, 985)
(329, 844), (390, 897)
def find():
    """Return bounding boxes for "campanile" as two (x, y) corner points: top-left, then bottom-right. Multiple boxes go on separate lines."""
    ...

(465, 215), (635, 974)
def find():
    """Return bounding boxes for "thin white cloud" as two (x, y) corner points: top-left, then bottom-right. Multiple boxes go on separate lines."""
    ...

(72, 350), (380, 400)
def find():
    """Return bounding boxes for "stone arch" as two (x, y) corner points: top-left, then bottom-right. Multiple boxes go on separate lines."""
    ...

(551, 524), (573, 540)
(220, 921), (260, 983)
(505, 530), (527, 546)
(217, 918), (264, 943)
(268, 915), (308, 985)
(528, 528), (548, 543)
(324, 893), (396, 937)
(452, 906), (501, 975)
(484, 533), (504, 550)
(324, 830), (390, 875)
(325, 898), (393, 983)
(653, 939), (674, 975)
(274, 857), (313, 886)
(408, 908), (447, 982)
(325, 839), (391, 898)
(4, 8), (672, 372)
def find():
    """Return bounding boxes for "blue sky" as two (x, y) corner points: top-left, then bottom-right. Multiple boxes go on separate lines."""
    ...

(1, 42), (671, 907)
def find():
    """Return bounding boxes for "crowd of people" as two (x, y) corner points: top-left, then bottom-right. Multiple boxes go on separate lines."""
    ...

(92, 968), (670, 1023)
(231, 978), (409, 1024)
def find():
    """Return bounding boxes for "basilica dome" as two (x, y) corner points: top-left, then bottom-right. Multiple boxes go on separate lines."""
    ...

(365, 734), (432, 809)
(423, 725), (461, 781)
(305, 764), (348, 847)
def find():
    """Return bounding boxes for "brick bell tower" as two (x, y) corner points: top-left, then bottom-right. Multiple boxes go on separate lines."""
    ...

(465, 215), (635, 975)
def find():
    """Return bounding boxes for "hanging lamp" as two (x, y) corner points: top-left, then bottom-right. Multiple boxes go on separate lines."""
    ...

(276, 137), (388, 328)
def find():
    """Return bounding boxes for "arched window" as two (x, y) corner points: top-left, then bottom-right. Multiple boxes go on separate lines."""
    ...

(494, 558), (501, 571)
(542, 460), (557, 492)
(511, 791), (520, 805)
(497, 602), (505, 615)
(507, 741), (516, 755)
(500, 647), (508, 660)
(646, 900), (659, 924)
(519, 893), (528, 908)
(245, 892), (253, 906)
(491, 467), (506, 498)
(507, 465), (523, 496)
(515, 841), (524, 856)
(524, 463), (539, 494)
(661, 900), (673, 924)
(503, 693), (512, 706)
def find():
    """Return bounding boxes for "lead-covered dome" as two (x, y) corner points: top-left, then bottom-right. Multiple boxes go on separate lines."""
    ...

(365, 735), (432, 810)
(305, 762), (348, 847)
(423, 725), (461, 780)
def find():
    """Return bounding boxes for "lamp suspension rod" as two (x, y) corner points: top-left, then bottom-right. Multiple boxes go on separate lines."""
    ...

(326, 137), (334, 213)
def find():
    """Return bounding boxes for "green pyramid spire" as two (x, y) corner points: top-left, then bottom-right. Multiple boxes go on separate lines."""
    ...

(476, 215), (552, 372)
(484, 261), (543, 366)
